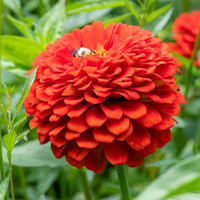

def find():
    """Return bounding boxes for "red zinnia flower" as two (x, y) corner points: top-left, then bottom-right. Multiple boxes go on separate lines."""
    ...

(168, 10), (200, 66)
(24, 21), (185, 173)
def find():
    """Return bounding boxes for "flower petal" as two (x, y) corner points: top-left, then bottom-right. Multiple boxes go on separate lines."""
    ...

(66, 141), (89, 161)
(120, 101), (147, 119)
(104, 141), (129, 164)
(137, 104), (162, 128)
(76, 130), (98, 149)
(127, 123), (150, 150)
(93, 126), (115, 143)
(85, 145), (108, 173)
(85, 106), (107, 127)
(105, 116), (130, 135)
(100, 102), (123, 119)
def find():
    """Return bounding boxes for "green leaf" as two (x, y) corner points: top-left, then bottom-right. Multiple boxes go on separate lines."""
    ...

(7, 15), (35, 40)
(3, 130), (17, 153)
(146, 158), (181, 167)
(14, 116), (32, 135)
(36, 168), (60, 200)
(168, 193), (200, 200)
(172, 52), (198, 76)
(65, 8), (111, 32)
(135, 154), (200, 200)
(146, 2), (173, 23)
(13, 69), (37, 122)
(35, 1), (66, 44)
(1, 36), (44, 66)
(144, 7), (173, 35)
(0, 175), (10, 200)
(66, 0), (125, 15)
(3, 140), (67, 167)
(103, 13), (132, 26)
(4, 0), (22, 16)
(123, 0), (140, 21)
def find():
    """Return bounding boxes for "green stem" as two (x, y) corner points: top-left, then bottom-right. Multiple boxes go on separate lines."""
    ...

(77, 169), (93, 200)
(18, 167), (28, 200)
(184, 25), (200, 101)
(116, 165), (131, 200)
(8, 154), (15, 200)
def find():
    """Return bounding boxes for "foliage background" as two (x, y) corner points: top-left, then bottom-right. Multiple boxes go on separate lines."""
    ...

(1, 0), (200, 199)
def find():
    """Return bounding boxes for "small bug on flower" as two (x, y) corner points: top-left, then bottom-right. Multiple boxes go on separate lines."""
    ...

(71, 47), (96, 58)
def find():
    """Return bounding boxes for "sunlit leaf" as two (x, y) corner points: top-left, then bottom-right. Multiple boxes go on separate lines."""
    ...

(3, 130), (17, 152)
(65, 8), (111, 32)
(66, 0), (125, 15)
(146, 2), (173, 23)
(144, 7), (173, 35)
(135, 154), (200, 200)
(123, 0), (140, 21)
(0, 175), (10, 200)
(3, 140), (67, 167)
(168, 193), (200, 200)
(7, 15), (35, 40)
(13, 69), (37, 121)
(104, 13), (132, 26)
(1, 36), (44, 66)
(36, 1), (66, 44)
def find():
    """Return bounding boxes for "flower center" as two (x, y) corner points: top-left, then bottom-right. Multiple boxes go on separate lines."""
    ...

(71, 44), (106, 58)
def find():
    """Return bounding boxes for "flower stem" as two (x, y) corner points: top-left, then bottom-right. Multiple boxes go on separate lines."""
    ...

(116, 165), (131, 200)
(77, 169), (93, 200)
(8, 154), (15, 200)
(184, 24), (200, 101)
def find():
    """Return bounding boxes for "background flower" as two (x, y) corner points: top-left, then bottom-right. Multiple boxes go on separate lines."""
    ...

(168, 10), (200, 66)
(24, 21), (184, 173)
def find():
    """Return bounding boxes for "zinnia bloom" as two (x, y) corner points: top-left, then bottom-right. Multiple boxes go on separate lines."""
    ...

(24, 21), (185, 173)
(168, 10), (200, 66)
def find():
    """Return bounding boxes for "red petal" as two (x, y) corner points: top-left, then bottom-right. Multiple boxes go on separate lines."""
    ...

(84, 91), (107, 104)
(53, 102), (71, 116)
(105, 116), (130, 135)
(36, 102), (51, 112)
(85, 144), (108, 173)
(175, 91), (185, 103)
(126, 149), (144, 167)
(116, 123), (133, 141)
(65, 154), (85, 169)
(37, 121), (57, 135)
(104, 141), (129, 165)
(65, 130), (80, 140)
(80, 25), (96, 49)
(93, 126), (115, 143)
(51, 144), (66, 159)
(137, 104), (162, 128)
(156, 102), (180, 116)
(64, 96), (84, 105)
(67, 116), (89, 133)
(66, 141), (89, 161)
(49, 123), (66, 136)
(50, 132), (67, 148)
(100, 102), (123, 119)
(92, 21), (104, 46)
(38, 134), (49, 144)
(76, 130), (98, 149)
(127, 123), (150, 150)
(68, 103), (90, 118)
(151, 129), (171, 148)
(120, 101), (147, 119)
(85, 106), (107, 127)
(154, 113), (174, 130)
